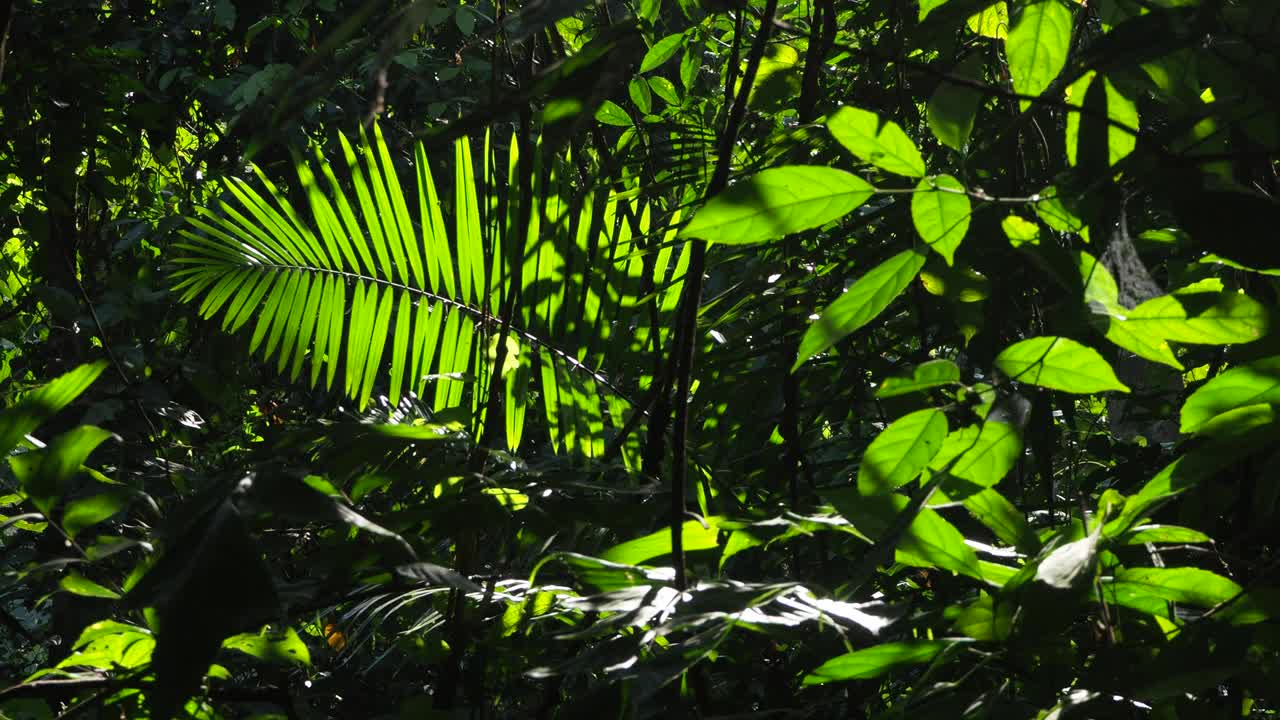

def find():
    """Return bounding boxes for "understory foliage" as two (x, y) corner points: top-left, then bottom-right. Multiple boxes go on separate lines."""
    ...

(2, 0), (1280, 718)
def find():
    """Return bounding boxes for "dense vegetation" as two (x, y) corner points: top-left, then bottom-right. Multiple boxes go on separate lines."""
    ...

(3, 0), (1280, 717)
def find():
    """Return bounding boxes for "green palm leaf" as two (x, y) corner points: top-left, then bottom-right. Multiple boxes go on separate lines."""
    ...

(171, 124), (680, 457)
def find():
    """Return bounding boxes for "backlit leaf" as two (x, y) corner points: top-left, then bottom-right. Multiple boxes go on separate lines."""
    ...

(1007, 0), (1073, 101)
(912, 175), (971, 265)
(803, 641), (952, 685)
(827, 106), (927, 177)
(995, 336), (1129, 394)
(680, 166), (874, 245)
(858, 409), (948, 494)
(1181, 356), (1280, 433)
(794, 250), (926, 370)
(876, 359), (962, 398)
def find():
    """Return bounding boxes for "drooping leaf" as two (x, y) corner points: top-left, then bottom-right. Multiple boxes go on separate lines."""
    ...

(1104, 568), (1243, 616)
(1006, 0), (1073, 101)
(826, 490), (982, 579)
(858, 409), (948, 494)
(794, 250), (927, 370)
(876, 359), (962, 398)
(222, 627), (312, 666)
(680, 166), (874, 244)
(1181, 356), (1280, 434)
(601, 517), (723, 566)
(62, 490), (132, 539)
(911, 174), (971, 265)
(18, 425), (117, 516)
(927, 54), (985, 151)
(803, 641), (952, 685)
(60, 573), (122, 599)
(826, 106), (927, 177)
(995, 336), (1130, 394)
(0, 362), (107, 458)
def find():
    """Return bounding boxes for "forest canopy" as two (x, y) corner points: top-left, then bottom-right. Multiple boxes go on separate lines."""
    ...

(2, 0), (1280, 717)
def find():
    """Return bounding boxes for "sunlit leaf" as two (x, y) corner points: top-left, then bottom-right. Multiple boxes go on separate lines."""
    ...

(795, 250), (927, 370)
(912, 175), (971, 265)
(858, 409), (948, 494)
(1181, 356), (1280, 433)
(1007, 0), (1073, 101)
(995, 336), (1129, 393)
(877, 359), (962, 398)
(223, 627), (312, 666)
(601, 517), (723, 566)
(803, 641), (952, 685)
(680, 166), (874, 244)
(826, 106), (927, 177)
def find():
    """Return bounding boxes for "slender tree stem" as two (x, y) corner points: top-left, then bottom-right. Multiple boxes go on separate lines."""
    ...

(666, 0), (779, 591)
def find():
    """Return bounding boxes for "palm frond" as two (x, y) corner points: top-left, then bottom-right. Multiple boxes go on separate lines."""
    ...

(172, 124), (687, 457)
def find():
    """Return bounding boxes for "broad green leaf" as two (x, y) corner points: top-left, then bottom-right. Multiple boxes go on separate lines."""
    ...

(640, 33), (683, 73)
(601, 517), (722, 565)
(941, 482), (1040, 553)
(1007, 0), (1073, 101)
(927, 54), (985, 151)
(826, 106), (926, 177)
(995, 336), (1129, 393)
(60, 573), (121, 599)
(594, 100), (632, 127)
(1002, 214), (1040, 246)
(954, 593), (1012, 641)
(63, 490), (131, 539)
(0, 362), (107, 458)
(794, 250), (927, 370)
(1105, 568), (1242, 616)
(1075, 252), (1183, 368)
(825, 490), (982, 579)
(680, 166), (874, 245)
(876, 359), (962, 398)
(20, 426), (117, 516)
(223, 627), (312, 666)
(648, 76), (680, 105)
(967, 2), (1009, 39)
(628, 77), (652, 114)
(1181, 356), (1280, 433)
(1034, 186), (1086, 236)
(931, 421), (1022, 488)
(803, 641), (952, 685)
(1065, 72), (1139, 166)
(858, 409), (948, 494)
(1118, 525), (1212, 545)
(911, 175), (971, 265)
(1122, 291), (1270, 345)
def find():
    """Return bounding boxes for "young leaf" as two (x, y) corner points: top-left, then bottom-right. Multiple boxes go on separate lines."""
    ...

(995, 336), (1130, 394)
(912, 175), (971, 265)
(858, 409), (948, 494)
(876, 359), (962, 398)
(803, 641), (952, 685)
(794, 250), (927, 370)
(826, 106), (927, 178)
(1006, 0), (1073, 101)
(1181, 356), (1280, 433)
(680, 166), (874, 245)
